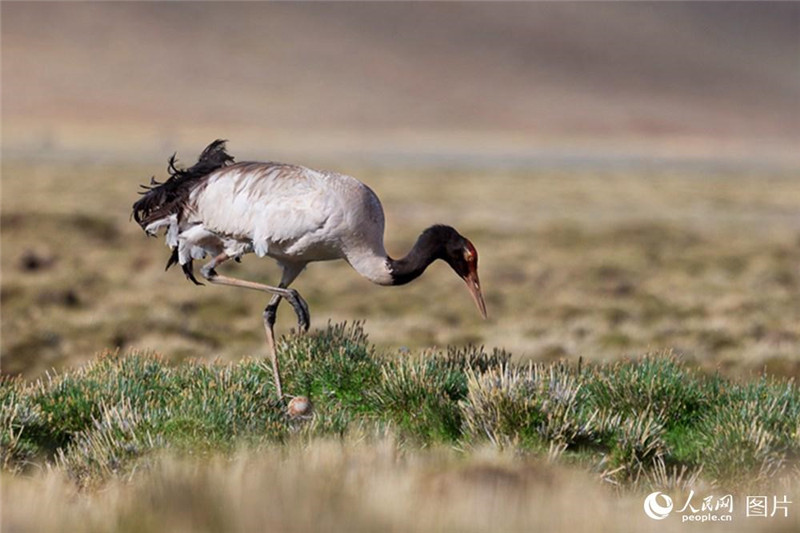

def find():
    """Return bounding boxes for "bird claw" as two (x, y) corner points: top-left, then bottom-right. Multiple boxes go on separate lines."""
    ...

(286, 289), (310, 333)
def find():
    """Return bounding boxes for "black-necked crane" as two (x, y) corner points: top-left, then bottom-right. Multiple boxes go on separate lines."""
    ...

(132, 140), (487, 404)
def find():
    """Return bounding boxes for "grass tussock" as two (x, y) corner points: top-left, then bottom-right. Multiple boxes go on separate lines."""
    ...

(2, 322), (799, 494)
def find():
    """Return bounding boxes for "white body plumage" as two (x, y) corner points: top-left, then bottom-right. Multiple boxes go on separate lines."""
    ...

(145, 161), (394, 286)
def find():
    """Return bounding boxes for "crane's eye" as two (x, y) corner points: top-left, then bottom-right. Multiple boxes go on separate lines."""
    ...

(462, 240), (478, 264)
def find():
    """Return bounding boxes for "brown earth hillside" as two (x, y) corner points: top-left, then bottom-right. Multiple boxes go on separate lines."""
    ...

(2, 2), (798, 159)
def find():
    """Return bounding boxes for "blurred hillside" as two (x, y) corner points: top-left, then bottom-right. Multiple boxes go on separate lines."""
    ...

(2, 2), (798, 164)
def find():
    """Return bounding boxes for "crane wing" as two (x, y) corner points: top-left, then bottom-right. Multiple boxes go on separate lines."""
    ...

(190, 163), (337, 258)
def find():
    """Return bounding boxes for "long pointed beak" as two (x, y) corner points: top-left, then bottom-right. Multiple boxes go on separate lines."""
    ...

(464, 270), (488, 319)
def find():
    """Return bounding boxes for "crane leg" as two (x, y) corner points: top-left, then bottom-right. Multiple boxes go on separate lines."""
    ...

(198, 253), (308, 401)
(260, 259), (305, 399)
(207, 273), (310, 330)
(199, 255), (310, 331)
(263, 293), (283, 399)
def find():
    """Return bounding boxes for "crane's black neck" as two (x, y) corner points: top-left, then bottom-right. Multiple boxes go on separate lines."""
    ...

(387, 225), (455, 286)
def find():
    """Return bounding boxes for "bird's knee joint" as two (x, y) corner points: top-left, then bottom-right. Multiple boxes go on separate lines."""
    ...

(263, 305), (278, 326)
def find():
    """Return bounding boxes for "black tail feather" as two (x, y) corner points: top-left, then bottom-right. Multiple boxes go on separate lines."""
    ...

(132, 139), (234, 228)
(165, 248), (179, 271)
(134, 140), (234, 287)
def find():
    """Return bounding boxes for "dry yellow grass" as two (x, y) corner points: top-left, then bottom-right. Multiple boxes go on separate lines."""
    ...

(3, 438), (798, 533)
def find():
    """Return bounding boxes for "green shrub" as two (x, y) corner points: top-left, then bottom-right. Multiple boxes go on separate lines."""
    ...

(606, 412), (667, 483)
(585, 354), (709, 428)
(2, 323), (798, 490)
(366, 345), (507, 442)
(691, 378), (800, 487)
(461, 363), (603, 451)
(279, 321), (381, 412)
(56, 399), (161, 488)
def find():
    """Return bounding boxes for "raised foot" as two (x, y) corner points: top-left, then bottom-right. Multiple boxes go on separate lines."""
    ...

(284, 288), (310, 333)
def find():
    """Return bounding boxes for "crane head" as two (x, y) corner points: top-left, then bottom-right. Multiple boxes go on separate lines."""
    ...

(443, 235), (487, 319)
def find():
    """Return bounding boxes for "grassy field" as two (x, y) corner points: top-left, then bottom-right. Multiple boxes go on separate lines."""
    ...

(2, 323), (800, 532)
